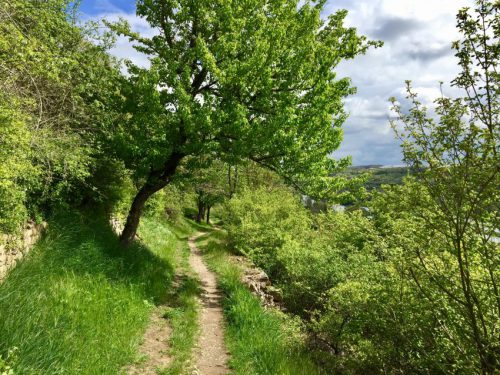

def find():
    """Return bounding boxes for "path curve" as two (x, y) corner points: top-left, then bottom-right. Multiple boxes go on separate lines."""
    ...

(189, 233), (230, 375)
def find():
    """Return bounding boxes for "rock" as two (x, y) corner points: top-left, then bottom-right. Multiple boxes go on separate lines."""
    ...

(230, 254), (285, 310)
(266, 286), (283, 302)
(253, 270), (270, 283)
(0, 221), (47, 281)
(248, 281), (261, 293)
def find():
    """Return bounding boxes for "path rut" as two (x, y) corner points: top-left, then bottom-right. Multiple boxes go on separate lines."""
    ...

(189, 233), (230, 375)
(126, 307), (171, 375)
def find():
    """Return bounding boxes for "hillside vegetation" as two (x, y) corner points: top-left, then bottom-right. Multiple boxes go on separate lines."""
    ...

(0, 0), (498, 374)
(344, 165), (410, 191)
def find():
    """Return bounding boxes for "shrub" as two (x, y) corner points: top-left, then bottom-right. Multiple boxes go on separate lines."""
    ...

(223, 186), (311, 278)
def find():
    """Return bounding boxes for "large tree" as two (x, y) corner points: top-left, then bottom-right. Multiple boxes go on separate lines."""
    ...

(109, 0), (380, 245)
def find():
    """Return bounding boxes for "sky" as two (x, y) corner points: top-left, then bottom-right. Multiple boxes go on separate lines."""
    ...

(79, 0), (470, 166)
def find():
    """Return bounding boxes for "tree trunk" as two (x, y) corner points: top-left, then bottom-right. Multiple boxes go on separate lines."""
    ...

(206, 206), (211, 224)
(119, 184), (161, 245)
(120, 152), (183, 246)
(196, 201), (205, 223)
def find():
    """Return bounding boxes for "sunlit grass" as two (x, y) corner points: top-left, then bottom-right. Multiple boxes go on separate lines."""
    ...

(0, 212), (321, 374)
(196, 230), (323, 375)
(0, 211), (177, 374)
(160, 239), (200, 375)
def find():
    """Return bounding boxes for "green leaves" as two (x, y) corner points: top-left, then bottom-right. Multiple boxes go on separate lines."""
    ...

(108, 0), (379, 199)
(387, 2), (499, 372)
(0, 0), (122, 231)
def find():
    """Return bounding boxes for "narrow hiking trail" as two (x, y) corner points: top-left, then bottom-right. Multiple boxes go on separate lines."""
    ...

(189, 233), (230, 375)
(126, 307), (172, 375)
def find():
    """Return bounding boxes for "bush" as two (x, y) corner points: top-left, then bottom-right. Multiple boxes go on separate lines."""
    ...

(0, 97), (32, 233)
(0, 0), (120, 232)
(221, 186), (473, 373)
(144, 184), (190, 222)
(223, 186), (311, 278)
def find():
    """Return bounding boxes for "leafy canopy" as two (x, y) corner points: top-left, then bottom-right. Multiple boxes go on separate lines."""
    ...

(108, 0), (380, 197)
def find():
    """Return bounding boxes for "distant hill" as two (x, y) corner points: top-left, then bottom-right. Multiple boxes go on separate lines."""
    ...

(345, 165), (411, 191)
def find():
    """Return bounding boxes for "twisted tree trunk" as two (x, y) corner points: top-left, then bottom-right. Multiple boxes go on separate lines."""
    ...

(196, 202), (206, 223)
(120, 152), (184, 246)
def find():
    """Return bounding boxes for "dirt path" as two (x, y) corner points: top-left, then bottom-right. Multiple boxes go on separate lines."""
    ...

(189, 233), (230, 375)
(126, 307), (171, 375)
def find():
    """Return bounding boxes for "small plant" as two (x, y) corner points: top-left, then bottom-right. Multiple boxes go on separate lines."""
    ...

(0, 347), (18, 375)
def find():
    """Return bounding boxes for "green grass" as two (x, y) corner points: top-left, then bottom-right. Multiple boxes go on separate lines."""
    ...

(0, 211), (178, 374)
(160, 240), (200, 375)
(196, 230), (323, 375)
(0, 211), (321, 374)
(159, 217), (225, 374)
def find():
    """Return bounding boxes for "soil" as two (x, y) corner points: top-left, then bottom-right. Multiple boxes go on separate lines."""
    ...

(126, 307), (172, 375)
(188, 233), (230, 375)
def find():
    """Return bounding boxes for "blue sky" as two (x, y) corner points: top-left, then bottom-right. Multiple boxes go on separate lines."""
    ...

(78, 0), (135, 15)
(79, 0), (470, 166)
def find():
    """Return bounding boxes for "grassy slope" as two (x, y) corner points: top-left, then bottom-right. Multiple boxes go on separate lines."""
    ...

(0, 213), (324, 374)
(0, 211), (180, 374)
(196, 229), (323, 375)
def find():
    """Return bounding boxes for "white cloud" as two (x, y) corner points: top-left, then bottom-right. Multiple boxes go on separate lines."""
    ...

(329, 0), (472, 165)
(84, 11), (157, 69)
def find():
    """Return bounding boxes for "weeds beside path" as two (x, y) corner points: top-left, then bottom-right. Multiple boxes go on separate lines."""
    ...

(125, 306), (172, 375)
(159, 230), (200, 375)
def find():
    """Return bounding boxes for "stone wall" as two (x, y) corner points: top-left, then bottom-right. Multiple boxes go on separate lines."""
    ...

(0, 221), (47, 281)
(231, 255), (284, 310)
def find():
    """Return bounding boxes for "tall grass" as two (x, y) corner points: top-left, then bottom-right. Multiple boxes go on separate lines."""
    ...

(197, 230), (323, 375)
(0, 211), (178, 374)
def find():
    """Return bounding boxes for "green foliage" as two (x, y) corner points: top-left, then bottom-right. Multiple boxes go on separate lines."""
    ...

(0, 97), (32, 232)
(221, 181), (499, 373)
(144, 184), (192, 222)
(160, 234), (200, 375)
(0, 212), (178, 374)
(0, 0), (121, 232)
(342, 165), (411, 192)
(387, 2), (499, 372)
(219, 3), (499, 372)
(160, 274), (200, 375)
(223, 186), (311, 278)
(0, 347), (18, 375)
(369, 182), (486, 372)
(86, 158), (136, 219)
(105, 0), (381, 243)
(188, 160), (230, 222)
(109, 0), (379, 185)
(0, 0), (496, 374)
(278, 211), (383, 315)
